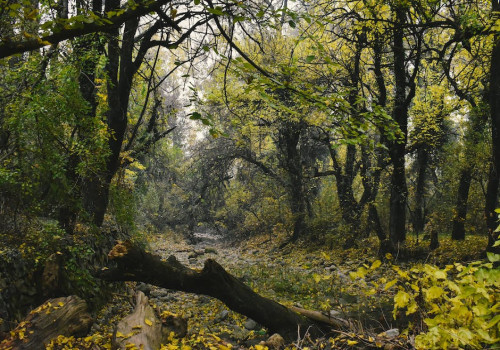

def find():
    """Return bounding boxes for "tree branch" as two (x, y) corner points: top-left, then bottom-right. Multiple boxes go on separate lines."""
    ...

(0, 0), (172, 58)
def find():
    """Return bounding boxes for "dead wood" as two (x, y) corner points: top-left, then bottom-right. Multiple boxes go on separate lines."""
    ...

(0, 295), (92, 350)
(112, 291), (187, 350)
(98, 241), (346, 341)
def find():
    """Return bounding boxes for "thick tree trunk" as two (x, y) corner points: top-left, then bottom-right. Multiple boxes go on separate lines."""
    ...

(98, 242), (344, 341)
(279, 122), (306, 241)
(486, 10), (500, 251)
(0, 296), (92, 350)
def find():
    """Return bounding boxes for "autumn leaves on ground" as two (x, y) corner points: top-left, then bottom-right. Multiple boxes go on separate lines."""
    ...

(4, 228), (497, 350)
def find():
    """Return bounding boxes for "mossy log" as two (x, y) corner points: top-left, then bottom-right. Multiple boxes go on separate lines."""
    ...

(0, 295), (92, 350)
(98, 241), (347, 341)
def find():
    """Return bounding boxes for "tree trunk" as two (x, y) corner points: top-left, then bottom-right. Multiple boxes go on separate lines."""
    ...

(389, 153), (407, 244)
(412, 147), (428, 236)
(486, 6), (500, 251)
(388, 6), (409, 245)
(367, 203), (386, 241)
(451, 169), (472, 240)
(279, 122), (306, 241)
(98, 242), (344, 341)
(0, 296), (92, 350)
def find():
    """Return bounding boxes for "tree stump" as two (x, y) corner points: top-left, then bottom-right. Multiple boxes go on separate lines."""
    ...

(0, 295), (92, 350)
(112, 291), (187, 350)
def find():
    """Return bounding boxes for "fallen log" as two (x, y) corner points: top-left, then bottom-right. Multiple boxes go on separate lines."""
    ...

(112, 291), (187, 350)
(98, 241), (344, 341)
(0, 295), (92, 350)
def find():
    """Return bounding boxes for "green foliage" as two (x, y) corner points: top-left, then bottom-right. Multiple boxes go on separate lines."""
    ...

(108, 179), (138, 233)
(0, 54), (109, 221)
(389, 255), (499, 349)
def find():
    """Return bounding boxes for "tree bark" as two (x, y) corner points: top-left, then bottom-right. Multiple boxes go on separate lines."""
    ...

(486, 3), (500, 251)
(451, 169), (472, 240)
(412, 147), (428, 236)
(278, 121), (306, 241)
(388, 6), (410, 245)
(98, 241), (342, 341)
(0, 296), (92, 350)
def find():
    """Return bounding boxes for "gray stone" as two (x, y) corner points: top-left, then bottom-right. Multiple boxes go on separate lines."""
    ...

(329, 310), (341, 317)
(244, 318), (258, 330)
(215, 310), (229, 323)
(379, 328), (399, 339)
(136, 282), (151, 296)
(232, 326), (251, 340)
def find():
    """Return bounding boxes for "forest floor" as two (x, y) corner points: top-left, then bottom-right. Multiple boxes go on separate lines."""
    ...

(73, 230), (488, 350)
(40, 230), (484, 350)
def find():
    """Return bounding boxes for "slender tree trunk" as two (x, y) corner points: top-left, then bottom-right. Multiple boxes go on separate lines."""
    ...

(388, 6), (409, 245)
(486, 9), (500, 250)
(451, 169), (472, 240)
(412, 147), (428, 235)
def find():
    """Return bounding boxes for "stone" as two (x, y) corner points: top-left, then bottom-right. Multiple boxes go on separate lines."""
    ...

(329, 309), (341, 317)
(244, 318), (258, 330)
(379, 328), (399, 339)
(215, 310), (229, 323)
(232, 326), (251, 340)
(262, 333), (285, 349)
(136, 282), (151, 296)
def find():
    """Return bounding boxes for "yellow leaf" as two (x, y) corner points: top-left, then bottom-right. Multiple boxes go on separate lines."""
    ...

(370, 260), (381, 270)
(425, 286), (444, 300)
(384, 279), (398, 290)
(406, 301), (418, 315)
(394, 291), (410, 308)
(346, 340), (358, 345)
(144, 318), (153, 326)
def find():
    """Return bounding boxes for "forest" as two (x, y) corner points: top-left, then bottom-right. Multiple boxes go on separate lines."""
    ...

(0, 0), (499, 349)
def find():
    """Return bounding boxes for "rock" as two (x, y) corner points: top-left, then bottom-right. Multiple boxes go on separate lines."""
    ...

(136, 282), (151, 296)
(244, 318), (258, 330)
(150, 289), (169, 298)
(216, 310), (229, 323)
(261, 333), (285, 349)
(379, 328), (399, 339)
(232, 326), (251, 340)
(326, 265), (337, 272)
(329, 310), (341, 317)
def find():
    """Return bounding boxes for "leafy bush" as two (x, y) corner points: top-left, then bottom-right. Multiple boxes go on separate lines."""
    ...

(391, 252), (499, 349)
